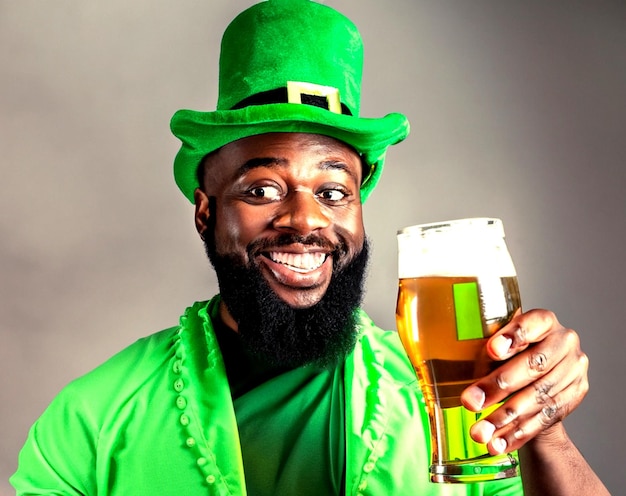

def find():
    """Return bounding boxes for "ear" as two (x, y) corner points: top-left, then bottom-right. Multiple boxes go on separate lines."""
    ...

(194, 188), (211, 236)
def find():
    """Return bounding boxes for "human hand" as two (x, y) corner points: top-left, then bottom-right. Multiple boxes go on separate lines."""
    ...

(460, 309), (589, 455)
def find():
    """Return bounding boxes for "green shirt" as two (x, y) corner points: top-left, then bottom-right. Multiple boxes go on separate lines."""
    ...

(11, 297), (524, 495)
(213, 317), (346, 495)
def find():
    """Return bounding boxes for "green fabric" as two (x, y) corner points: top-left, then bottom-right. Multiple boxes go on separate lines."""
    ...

(213, 315), (345, 494)
(11, 297), (524, 495)
(170, 0), (410, 204)
(233, 361), (346, 495)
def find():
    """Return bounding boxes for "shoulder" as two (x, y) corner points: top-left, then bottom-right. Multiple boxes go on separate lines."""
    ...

(52, 327), (176, 416)
(13, 302), (221, 494)
(51, 301), (212, 424)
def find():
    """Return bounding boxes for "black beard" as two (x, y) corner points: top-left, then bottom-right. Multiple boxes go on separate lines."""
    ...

(203, 232), (369, 369)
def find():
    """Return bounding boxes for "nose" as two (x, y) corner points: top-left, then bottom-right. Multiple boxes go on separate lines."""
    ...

(272, 190), (331, 234)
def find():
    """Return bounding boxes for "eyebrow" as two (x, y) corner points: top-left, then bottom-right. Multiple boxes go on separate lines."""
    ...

(320, 160), (359, 184)
(235, 157), (359, 183)
(236, 157), (288, 176)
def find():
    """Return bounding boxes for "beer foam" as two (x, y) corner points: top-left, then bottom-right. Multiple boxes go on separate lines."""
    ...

(397, 218), (517, 279)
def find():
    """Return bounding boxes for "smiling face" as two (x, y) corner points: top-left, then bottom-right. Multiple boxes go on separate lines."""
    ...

(195, 132), (366, 314)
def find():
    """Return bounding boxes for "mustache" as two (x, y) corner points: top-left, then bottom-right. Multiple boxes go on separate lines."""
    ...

(203, 196), (351, 264)
(247, 233), (348, 259)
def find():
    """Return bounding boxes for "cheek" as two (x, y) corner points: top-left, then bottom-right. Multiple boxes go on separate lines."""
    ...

(334, 208), (365, 252)
(213, 206), (269, 257)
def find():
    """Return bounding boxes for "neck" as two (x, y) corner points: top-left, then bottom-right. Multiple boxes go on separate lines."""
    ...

(219, 301), (239, 333)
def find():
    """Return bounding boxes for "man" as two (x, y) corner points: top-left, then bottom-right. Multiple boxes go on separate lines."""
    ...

(11, 0), (608, 495)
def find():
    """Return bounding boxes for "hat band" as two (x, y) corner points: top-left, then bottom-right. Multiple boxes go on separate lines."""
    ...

(230, 86), (353, 116)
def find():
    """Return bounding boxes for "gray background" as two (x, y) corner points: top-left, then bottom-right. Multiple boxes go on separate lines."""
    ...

(1, 0), (624, 494)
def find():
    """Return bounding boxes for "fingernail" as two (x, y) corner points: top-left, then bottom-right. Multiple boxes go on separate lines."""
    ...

(471, 420), (496, 443)
(491, 334), (513, 357)
(464, 386), (485, 410)
(477, 420), (496, 441)
(492, 437), (507, 454)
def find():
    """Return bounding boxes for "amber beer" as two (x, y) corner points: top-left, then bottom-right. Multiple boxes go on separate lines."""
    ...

(396, 218), (521, 483)
(397, 275), (521, 409)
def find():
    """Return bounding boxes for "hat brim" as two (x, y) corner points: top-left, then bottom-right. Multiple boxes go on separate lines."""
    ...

(170, 103), (409, 203)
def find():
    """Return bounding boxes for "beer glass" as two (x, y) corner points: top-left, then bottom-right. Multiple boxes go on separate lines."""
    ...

(396, 218), (521, 483)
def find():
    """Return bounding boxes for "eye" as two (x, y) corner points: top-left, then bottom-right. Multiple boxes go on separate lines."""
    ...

(317, 187), (348, 204)
(247, 185), (282, 202)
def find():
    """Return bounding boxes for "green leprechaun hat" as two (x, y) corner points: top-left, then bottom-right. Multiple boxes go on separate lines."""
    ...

(170, 0), (410, 203)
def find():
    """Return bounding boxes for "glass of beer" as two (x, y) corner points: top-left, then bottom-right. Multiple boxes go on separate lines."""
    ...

(396, 218), (521, 483)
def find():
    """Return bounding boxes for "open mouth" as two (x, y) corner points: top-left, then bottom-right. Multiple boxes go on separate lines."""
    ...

(266, 251), (328, 273)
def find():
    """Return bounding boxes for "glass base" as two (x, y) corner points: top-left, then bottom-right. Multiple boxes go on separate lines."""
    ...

(430, 452), (519, 483)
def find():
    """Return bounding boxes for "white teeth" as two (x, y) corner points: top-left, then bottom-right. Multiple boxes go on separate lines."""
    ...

(269, 251), (327, 272)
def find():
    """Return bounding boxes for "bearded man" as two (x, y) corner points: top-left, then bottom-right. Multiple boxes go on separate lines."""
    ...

(12, 1), (608, 495)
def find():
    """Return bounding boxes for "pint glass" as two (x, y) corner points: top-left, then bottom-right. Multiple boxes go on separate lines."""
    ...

(396, 218), (521, 483)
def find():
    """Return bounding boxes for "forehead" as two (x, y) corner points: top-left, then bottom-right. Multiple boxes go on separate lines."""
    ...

(202, 132), (363, 187)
